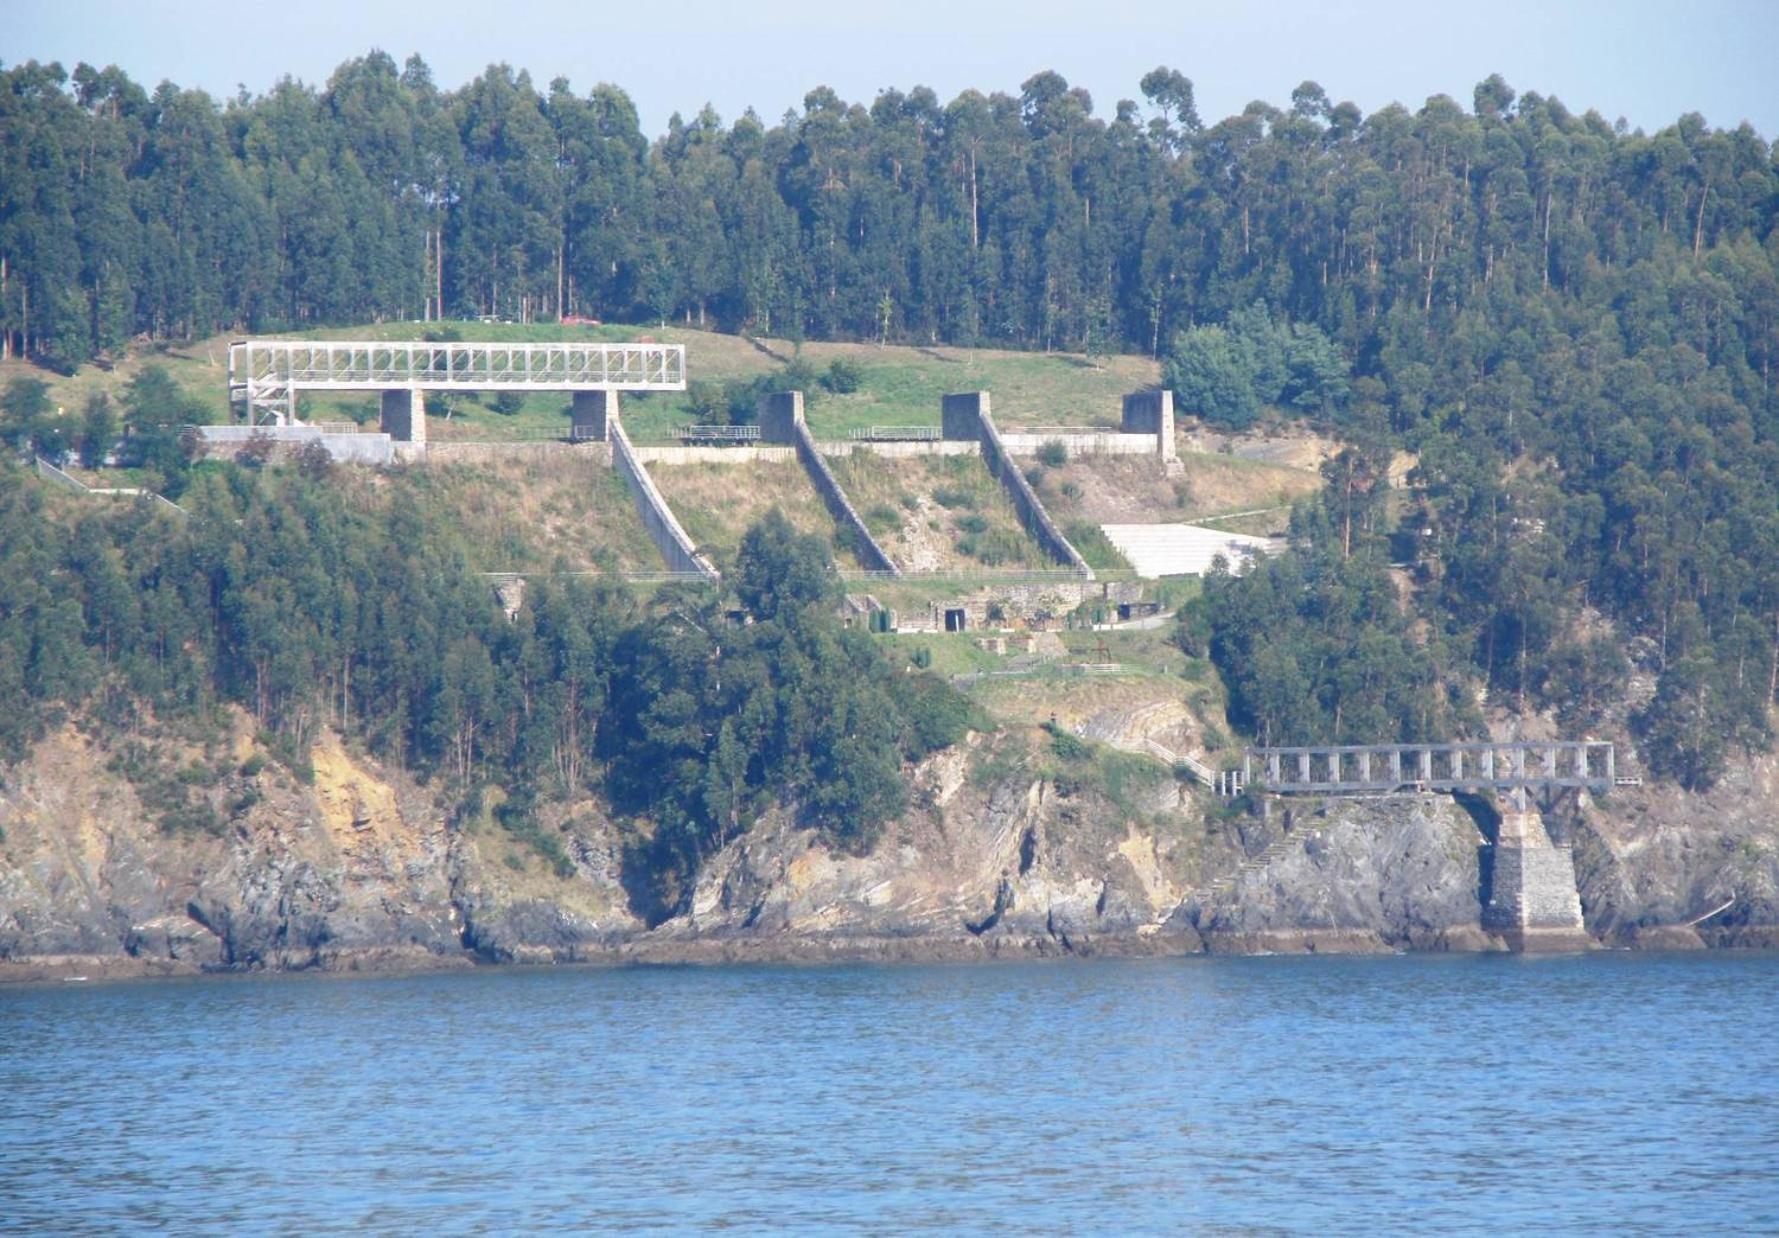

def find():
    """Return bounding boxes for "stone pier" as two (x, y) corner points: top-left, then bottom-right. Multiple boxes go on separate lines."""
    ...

(379, 387), (425, 444)
(1483, 807), (1592, 951)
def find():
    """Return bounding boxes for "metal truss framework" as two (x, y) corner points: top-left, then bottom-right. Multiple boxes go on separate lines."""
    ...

(228, 339), (687, 424)
(1244, 740), (1617, 799)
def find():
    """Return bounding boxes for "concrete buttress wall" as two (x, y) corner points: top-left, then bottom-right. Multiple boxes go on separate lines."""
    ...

(950, 392), (1093, 579)
(609, 419), (720, 580)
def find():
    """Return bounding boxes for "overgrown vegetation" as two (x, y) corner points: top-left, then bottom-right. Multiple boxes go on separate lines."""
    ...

(0, 464), (972, 917)
(4, 55), (1777, 796)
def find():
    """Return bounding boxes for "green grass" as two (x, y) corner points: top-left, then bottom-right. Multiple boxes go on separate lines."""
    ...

(828, 452), (1046, 571)
(1, 323), (1162, 446)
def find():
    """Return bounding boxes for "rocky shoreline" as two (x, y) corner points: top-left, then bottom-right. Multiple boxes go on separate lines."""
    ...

(4, 724), (1776, 984)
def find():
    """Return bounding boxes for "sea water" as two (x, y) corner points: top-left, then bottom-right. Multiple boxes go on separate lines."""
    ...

(3, 953), (1776, 1232)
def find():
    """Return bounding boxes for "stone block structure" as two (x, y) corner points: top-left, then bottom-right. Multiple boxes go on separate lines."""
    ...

(1483, 807), (1592, 951)
(760, 390), (805, 443)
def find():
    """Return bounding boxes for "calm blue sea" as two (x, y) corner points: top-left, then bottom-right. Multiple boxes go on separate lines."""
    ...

(3, 953), (1776, 1233)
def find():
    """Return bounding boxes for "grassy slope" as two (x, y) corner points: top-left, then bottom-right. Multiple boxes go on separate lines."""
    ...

(648, 460), (859, 571)
(397, 453), (664, 573)
(828, 451), (1047, 572)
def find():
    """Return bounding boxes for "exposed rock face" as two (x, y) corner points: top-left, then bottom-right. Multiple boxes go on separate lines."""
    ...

(1566, 751), (1779, 949)
(659, 735), (1204, 958)
(1187, 796), (1498, 954)
(6, 719), (1779, 980)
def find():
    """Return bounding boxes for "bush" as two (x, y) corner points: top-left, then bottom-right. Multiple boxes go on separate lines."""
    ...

(822, 357), (863, 394)
(1064, 522), (1131, 571)
(490, 391), (525, 416)
(863, 503), (901, 536)
(933, 486), (976, 510)
(959, 526), (1027, 565)
(1044, 721), (1091, 762)
(1036, 439), (1068, 468)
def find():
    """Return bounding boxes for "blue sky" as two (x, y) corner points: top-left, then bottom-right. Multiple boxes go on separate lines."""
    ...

(9, 0), (1777, 138)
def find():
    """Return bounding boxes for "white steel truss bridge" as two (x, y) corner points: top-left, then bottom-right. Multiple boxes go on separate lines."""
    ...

(228, 339), (686, 425)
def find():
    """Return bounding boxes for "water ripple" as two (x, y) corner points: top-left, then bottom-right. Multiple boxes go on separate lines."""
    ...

(3, 953), (1777, 1232)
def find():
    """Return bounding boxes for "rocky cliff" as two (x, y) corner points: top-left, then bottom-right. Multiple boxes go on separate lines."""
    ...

(3, 717), (1777, 980)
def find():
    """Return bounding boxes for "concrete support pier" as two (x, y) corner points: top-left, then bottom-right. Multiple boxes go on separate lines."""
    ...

(760, 390), (804, 443)
(571, 390), (617, 442)
(1121, 389), (1179, 470)
(942, 391), (989, 441)
(379, 387), (425, 444)
(1483, 807), (1592, 951)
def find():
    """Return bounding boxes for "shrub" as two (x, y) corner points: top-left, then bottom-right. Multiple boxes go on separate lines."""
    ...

(490, 391), (525, 416)
(1064, 522), (1131, 571)
(1043, 721), (1091, 762)
(932, 486), (976, 510)
(864, 503), (901, 536)
(1037, 439), (1068, 468)
(960, 526), (1027, 565)
(822, 357), (863, 394)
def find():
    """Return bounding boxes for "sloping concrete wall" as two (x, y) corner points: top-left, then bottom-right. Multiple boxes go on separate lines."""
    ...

(793, 419), (900, 576)
(756, 391), (901, 575)
(609, 420), (720, 580)
(964, 396), (1093, 579)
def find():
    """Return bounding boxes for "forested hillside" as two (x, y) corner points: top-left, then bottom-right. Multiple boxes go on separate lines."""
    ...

(3, 53), (1777, 788)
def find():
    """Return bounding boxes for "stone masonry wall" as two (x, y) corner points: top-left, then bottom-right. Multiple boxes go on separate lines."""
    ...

(1486, 846), (1587, 928)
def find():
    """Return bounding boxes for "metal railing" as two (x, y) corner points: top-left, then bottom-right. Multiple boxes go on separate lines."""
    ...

(675, 424), (762, 441)
(850, 426), (941, 441)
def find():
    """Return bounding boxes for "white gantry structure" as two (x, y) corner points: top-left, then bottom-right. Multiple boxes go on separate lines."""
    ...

(227, 339), (687, 442)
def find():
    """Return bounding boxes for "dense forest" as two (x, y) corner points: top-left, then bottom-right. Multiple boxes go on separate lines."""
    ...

(2, 53), (1777, 790)
(0, 464), (971, 914)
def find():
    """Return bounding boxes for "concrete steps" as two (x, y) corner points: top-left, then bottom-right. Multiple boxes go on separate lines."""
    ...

(1098, 523), (1282, 578)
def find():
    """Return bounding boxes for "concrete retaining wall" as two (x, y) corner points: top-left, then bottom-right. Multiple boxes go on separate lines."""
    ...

(999, 432), (1157, 457)
(191, 424), (394, 465)
(814, 440), (978, 460)
(609, 420), (720, 580)
(959, 395), (1093, 579)
(424, 440), (598, 464)
(630, 445), (798, 466)
(793, 419), (900, 575)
